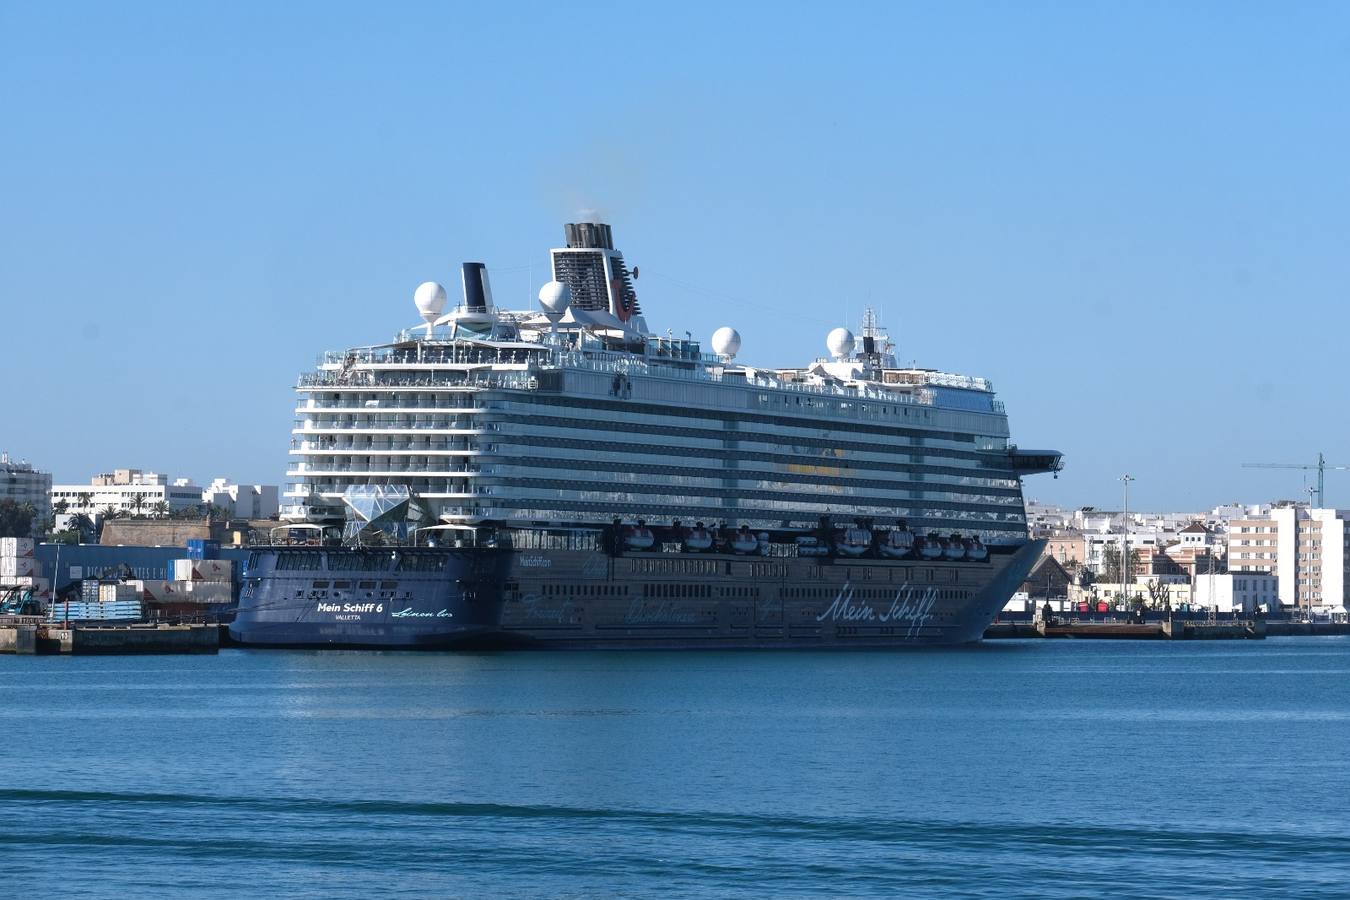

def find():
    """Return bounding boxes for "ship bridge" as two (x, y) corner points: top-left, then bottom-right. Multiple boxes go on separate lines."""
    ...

(1006, 447), (1065, 476)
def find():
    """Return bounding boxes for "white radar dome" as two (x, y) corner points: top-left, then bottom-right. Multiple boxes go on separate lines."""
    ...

(826, 327), (855, 360)
(414, 281), (448, 317)
(710, 326), (741, 359)
(537, 280), (572, 315)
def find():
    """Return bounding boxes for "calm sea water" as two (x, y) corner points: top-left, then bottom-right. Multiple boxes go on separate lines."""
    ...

(3, 638), (1349, 898)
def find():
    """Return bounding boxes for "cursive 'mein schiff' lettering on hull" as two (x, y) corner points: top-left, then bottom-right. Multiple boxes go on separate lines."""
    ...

(815, 583), (938, 638)
(624, 599), (699, 625)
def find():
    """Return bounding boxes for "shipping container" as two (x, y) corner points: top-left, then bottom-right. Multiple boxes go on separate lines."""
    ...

(35, 543), (251, 595)
(180, 581), (234, 603)
(97, 583), (141, 603)
(138, 580), (184, 602)
(2, 575), (50, 590)
(0, 538), (35, 557)
(171, 558), (234, 582)
(0, 557), (37, 578)
(185, 539), (222, 560)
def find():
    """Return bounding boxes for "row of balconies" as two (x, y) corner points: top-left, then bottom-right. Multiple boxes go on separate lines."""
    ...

(295, 422), (494, 432)
(289, 463), (482, 475)
(295, 442), (480, 458)
(290, 438), (473, 451)
(298, 401), (483, 412)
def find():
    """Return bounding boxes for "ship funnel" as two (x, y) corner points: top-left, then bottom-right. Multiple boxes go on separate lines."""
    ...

(565, 222), (613, 250)
(550, 221), (641, 322)
(460, 262), (493, 313)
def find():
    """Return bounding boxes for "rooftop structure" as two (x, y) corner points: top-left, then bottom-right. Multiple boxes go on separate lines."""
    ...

(0, 452), (52, 536)
(52, 470), (205, 520)
(202, 478), (280, 519)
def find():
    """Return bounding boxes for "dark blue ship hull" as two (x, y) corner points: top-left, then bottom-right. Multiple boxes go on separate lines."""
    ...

(230, 541), (1045, 650)
(228, 546), (511, 649)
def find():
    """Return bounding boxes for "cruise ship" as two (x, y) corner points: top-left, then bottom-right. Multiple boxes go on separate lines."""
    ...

(230, 221), (1062, 649)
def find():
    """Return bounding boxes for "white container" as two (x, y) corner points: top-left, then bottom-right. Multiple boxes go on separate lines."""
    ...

(4, 575), (49, 590)
(97, 583), (140, 602)
(181, 581), (233, 603)
(138, 580), (182, 601)
(173, 559), (234, 582)
(0, 537), (35, 557)
(0, 557), (36, 578)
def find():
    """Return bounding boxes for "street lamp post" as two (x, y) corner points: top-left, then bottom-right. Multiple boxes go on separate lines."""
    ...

(1120, 474), (1134, 604)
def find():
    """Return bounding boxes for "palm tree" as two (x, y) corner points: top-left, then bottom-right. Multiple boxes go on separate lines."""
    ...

(150, 500), (170, 518)
(53, 499), (70, 516)
(129, 494), (147, 518)
(76, 491), (93, 512)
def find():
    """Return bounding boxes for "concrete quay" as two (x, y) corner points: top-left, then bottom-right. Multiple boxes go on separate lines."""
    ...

(984, 619), (1266, 640)
(0, 619), (218, 654)
(1265, 621), (1350, 636)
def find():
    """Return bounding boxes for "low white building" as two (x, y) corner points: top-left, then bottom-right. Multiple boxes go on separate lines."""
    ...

(202, 478), (280, 519)
(51, 468), (204, 518)
(0, 453), (52, 535)
(1177, 522), (1215, 549)
(1192, 573), (1278, 614)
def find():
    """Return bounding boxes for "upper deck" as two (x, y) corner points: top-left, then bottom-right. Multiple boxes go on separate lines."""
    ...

(282, 220), (1060, 534)
(298, 335), (1005, 419)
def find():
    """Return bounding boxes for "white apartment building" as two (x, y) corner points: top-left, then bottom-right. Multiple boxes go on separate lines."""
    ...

(202, 478), (280, 519)
(1192, 573), (1278, 614)
(0, 452), (52, 535)
(1228, 517), (1278, 574)
(1083, 529), (1165, 572)
(1228, 507), (1350, 611)
(51, 468), (204, 518)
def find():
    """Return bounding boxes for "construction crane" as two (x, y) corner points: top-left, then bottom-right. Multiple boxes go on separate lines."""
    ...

(1242, 452), (1350, 508)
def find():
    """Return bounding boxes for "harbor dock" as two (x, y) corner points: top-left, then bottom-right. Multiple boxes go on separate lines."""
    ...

(0, 617), (218, 654)
(984, 619), (1267, 640)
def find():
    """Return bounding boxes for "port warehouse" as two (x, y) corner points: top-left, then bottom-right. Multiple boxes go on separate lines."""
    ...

(35, 544), (251, 596)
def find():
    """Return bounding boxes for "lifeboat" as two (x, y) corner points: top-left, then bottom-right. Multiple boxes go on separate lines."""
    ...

(730, 526), (759, 555)
(624, 520), (655, 551)
(879, 527), (914, 559)
(966, 537), (989, 562)
(944, 533), (967, 561)
(684, 522), (713, 552)
(796, 535), (829, 557)
(836, 527), (872, 558)
(916, 533), (944, 560)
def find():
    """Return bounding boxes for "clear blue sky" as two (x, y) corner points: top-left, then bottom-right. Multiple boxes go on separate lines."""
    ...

(3, 2), (1348, 511)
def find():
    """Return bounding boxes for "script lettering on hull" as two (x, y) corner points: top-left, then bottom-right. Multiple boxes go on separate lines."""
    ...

(517, 593), (577, 624)
(624, 599), (699, 625)
(815, 583), (938, 639)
